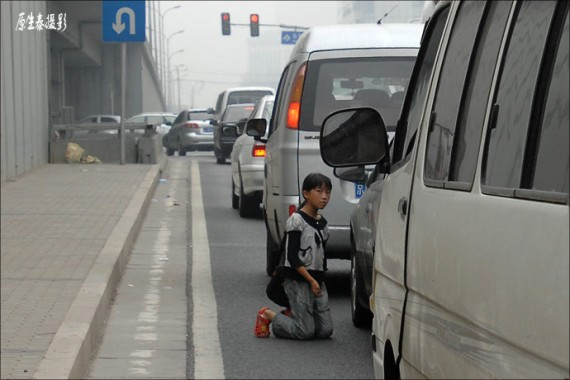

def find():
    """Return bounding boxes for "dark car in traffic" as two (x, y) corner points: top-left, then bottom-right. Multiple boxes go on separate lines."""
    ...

(213, 103), (254, 164)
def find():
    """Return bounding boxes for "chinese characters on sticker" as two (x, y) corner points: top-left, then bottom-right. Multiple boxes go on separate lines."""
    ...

(15, 12), (67, 32)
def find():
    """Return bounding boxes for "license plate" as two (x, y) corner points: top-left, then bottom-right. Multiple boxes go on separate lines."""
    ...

(203, 127), (213, 133)
(355, 183), (366, 198)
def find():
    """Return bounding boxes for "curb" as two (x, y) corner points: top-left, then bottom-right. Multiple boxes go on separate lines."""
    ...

(33, 159), (167, 379)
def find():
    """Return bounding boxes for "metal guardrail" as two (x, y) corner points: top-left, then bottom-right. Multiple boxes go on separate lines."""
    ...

(51, 123), (160, 140)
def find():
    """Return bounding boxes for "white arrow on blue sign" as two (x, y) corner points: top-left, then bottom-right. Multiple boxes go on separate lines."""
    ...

(102, 0), (146, 42)
(281, 31), (303, 45)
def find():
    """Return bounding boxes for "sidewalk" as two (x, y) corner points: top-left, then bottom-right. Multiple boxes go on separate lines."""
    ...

(1, 160), (165, 379)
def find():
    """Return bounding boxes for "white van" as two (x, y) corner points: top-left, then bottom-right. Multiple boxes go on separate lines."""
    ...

(319, 0), (569, 378)
(256, 23), (423, 275)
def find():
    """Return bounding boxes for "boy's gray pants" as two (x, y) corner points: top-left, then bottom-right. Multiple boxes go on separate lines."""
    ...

(271, 278), (333, 340)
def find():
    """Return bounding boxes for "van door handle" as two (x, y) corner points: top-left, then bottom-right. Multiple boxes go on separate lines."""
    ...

(398, 197), (408, 217)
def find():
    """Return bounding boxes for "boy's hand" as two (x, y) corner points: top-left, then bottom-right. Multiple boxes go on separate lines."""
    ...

(310, 279), (321, 297)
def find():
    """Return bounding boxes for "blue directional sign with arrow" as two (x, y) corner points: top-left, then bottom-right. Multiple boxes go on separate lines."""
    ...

(102, 0), (146, 42)
(281, 31), (303, 45)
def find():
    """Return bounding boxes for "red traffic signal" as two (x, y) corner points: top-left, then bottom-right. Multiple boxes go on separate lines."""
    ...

(250, 13), (259, 37)
(221, 12), (231, 36)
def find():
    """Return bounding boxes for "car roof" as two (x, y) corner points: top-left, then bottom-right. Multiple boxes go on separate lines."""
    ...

(222, 87), (275, 94)
(225, 103), (255, 108)
(260, 95), (276, 102)
(291, 23), (424, 56)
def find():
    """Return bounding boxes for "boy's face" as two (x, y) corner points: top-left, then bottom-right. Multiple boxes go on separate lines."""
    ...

(303, 185), (331, 210)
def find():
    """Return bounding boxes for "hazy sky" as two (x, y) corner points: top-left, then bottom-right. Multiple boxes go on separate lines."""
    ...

(158, 1), (339, 110)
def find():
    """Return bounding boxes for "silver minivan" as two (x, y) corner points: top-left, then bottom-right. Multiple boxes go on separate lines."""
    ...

(320, 0), (569, 378)
(257, 23), (423, 275)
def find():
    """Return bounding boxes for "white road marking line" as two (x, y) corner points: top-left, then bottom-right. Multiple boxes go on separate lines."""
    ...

(191, 160), (225, 379)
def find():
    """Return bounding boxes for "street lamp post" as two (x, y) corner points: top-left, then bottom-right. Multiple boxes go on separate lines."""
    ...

(168, 49), (184, 111)
(176, 65), (189, 110)
(158, 5), (181, 103)
(166, 29), (184, 109)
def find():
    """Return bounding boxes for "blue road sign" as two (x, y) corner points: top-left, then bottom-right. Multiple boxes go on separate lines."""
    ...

(102, 1), (146, 42)
(281, 31), (303, 45)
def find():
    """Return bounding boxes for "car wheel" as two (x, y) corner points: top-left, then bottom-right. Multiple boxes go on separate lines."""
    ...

(231, 179), (239, 209)
(266, 229), (280, 276)
(216, 156), (225, 164)
(351, 250), (373, 328)
(238, 174), (258, 218)
(166, 147), (175, 156)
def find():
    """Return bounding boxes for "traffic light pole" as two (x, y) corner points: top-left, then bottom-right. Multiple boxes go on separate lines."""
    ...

(229, 23), (309, 31)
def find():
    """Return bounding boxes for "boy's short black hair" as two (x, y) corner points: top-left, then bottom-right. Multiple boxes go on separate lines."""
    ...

(302, 173), (332, 192)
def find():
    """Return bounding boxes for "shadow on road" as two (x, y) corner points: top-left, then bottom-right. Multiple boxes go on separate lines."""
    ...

(324, 266), (350, 298)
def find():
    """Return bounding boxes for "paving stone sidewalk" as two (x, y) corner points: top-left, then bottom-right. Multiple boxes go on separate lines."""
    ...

(1, 164), (161, 379)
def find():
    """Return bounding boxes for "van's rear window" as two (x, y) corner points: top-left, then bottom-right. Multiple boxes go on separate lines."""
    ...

(187, 112), (211, 121)
(300, 57), (415, 131)
(228, 91), (273, 106)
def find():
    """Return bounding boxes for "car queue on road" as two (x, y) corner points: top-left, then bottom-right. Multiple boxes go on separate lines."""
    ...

(164, 1), (569, 377)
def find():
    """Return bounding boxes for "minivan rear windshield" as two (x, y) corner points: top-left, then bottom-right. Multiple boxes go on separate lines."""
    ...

(228, 91), (273, 106)
(223, 105), (255, 123)
(300, 56), (416, 131)
(187, 112), (211, 121)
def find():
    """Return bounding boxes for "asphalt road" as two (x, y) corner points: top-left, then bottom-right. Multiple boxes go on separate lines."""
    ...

(187, 152), (374, 379)
(89, 153), (374, 379)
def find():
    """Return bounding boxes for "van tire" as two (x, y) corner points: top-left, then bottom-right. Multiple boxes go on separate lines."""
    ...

(214, 147), (225, 164)
(166, 148), (175, 156)
(266, 229), (280, 276)
(384, 342), (400, 380)
(231, 180), (239, 209)
(239, 175), (257, 218)
(351, 251), (373, 328)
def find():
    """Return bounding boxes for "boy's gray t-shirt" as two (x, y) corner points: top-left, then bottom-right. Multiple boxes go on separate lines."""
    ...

(284, 212), (329, 272)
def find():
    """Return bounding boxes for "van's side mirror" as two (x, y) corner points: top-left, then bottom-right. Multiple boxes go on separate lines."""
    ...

(245, 118), (267, 142)
(320, 107), (390, 169)
(333, 166), (367, 184)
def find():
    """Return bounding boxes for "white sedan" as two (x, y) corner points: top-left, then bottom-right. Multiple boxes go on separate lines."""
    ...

(230, 95), (274, 218)
(126, 112), (177, 136)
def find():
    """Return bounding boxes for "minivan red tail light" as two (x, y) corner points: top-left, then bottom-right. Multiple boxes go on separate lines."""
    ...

(286, 63), (307, 129)
(288, 204), (297, 216)
(252, 144), (266, 157)
(184, 122), (199, 129)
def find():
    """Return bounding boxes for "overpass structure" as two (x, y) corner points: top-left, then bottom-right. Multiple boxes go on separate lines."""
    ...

(1, 1), (168, 181)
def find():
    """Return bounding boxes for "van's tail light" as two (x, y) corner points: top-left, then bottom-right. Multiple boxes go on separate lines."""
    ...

(184, 122), (199, 129)
(252, 144), (266, 157)
(286, 63), (307, 129)
(288, 204), (297, 216)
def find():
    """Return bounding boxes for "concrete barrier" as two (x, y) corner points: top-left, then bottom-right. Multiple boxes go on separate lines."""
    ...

(49, 133), (164, 164)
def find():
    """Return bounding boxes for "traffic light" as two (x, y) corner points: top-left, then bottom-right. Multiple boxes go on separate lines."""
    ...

(221, 12), (231, 35)
(250, 14), (259, 37)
